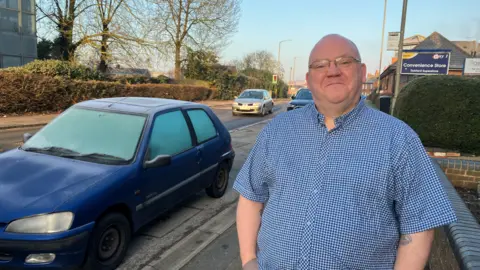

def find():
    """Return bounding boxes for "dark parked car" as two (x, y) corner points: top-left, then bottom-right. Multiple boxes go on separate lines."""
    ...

(0, 97), (235, 269)
(287, 88), (314, 111)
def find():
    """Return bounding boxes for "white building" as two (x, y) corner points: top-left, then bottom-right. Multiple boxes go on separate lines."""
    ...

(0, 0), (37, 68)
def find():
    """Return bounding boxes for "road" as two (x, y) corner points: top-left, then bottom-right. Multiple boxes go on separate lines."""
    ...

(0, 103), (287, 153)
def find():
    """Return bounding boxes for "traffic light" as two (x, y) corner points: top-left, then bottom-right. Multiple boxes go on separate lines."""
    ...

(272, 74), (278, 84)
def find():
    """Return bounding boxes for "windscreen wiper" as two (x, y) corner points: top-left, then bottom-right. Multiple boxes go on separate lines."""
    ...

(21, 146), (80, 155)
(61, 152), (127, 161)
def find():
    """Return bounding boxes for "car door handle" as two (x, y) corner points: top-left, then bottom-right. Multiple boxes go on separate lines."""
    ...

(196, 149), (202, 164)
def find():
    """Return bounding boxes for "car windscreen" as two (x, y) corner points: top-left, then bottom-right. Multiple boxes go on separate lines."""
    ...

(239, 91), (263, 99)
(296, 90), (313, 100)
(21, 107), (147, 164)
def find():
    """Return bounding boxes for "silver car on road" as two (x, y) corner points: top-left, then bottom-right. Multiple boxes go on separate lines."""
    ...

(232, 89), (274, 116)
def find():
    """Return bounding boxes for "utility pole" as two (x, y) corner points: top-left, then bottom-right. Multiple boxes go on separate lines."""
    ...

(293, 57), (299, 85)
(289, 67), (293, 84)
(390, 0), (408, 115)
(376, 0), (388, 94)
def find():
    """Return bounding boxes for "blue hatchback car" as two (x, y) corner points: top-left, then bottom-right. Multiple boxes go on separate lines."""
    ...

(0, 97), (235, 269)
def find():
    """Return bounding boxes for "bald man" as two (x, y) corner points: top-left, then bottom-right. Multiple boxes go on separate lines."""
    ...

(233, 34), (457, 270)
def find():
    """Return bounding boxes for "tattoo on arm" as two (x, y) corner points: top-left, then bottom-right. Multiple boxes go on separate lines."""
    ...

(399, 234), (412, 246)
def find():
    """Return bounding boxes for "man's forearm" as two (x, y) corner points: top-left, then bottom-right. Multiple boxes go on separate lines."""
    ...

(394, 230), (434, 270)
(236, 195), (264, 266)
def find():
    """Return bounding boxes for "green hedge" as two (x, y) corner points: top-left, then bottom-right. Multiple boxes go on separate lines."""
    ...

(393, 75), (480, 155)
(0, 72), (215, 114)
(2, 59), (106, 81)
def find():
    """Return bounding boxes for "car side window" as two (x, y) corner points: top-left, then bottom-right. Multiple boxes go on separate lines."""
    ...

(148, 110), (193, 159)
(187, 109), (217, 144)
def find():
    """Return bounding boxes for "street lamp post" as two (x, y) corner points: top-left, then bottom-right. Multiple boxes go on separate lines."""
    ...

(278, 39), (292, 66)
(276, 39), (291, 98)
(390, 0), (408, 115)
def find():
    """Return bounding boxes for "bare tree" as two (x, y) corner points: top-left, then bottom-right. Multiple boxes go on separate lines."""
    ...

(36, 0), (95, 60)
(74, 0), (159, 72)
(153, 0), (241, 80)
(234, 50), (284, 75)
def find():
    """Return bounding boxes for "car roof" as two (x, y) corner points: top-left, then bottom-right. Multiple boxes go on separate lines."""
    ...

(73, 97), (206, 115)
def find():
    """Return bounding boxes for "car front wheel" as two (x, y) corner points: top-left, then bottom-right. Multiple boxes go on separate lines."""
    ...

(206, 162), (229, 198)
(83, 213), (131, 270)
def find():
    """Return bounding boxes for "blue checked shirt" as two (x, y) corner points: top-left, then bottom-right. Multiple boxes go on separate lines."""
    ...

(233, 97), (457, 269)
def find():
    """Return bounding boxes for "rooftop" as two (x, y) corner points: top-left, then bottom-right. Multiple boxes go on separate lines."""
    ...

(414, 32), (471, 69)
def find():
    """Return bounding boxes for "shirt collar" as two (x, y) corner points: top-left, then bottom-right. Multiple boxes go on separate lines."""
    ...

(306, 96), (367, 129)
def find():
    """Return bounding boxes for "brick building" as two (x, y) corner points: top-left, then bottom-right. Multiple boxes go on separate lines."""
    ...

(378, 32), (471, 96)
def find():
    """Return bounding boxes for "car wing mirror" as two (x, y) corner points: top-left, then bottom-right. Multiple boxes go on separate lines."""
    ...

(23, 133), (33, 143)
(291, 95), (296, 100)
(144, 154), (171, 169)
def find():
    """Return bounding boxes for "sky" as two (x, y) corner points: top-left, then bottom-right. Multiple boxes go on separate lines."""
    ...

(219, 0), (480, 81)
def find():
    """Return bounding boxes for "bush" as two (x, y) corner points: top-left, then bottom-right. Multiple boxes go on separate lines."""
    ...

(393, 75), (480, 155)
(213, 73), (268, 100)
(0, 72), (215, 114)
(2, 59), (105, 81)
(124, 84), (215, 101)
(113, 74), (172, 84)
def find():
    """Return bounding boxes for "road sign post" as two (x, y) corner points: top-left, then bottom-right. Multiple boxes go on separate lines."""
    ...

(272, 74), (278, 98)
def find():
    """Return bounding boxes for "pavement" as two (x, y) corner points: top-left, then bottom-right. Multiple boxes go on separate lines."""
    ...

(115, 119), (269, 270)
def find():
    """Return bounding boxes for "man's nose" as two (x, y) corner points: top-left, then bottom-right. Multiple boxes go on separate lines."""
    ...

(326, 61), (341, 76)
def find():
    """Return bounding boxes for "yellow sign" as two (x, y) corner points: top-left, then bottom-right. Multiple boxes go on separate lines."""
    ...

(402, 52), (418, 59)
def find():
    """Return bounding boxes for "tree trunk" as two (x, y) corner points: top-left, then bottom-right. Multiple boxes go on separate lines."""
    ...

(98, 24), (109, 73)
(174, 42), (182, 80)
(59, 24), (75, 61)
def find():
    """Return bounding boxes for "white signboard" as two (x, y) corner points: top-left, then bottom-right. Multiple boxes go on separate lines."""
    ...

(387, 32), (400, 51)
(464, 58), (480, 75)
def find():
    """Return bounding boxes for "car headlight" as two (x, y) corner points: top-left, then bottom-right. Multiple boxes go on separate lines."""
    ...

(5, 212), (74, 234)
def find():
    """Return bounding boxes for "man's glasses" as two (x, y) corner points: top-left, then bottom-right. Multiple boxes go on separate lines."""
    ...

(308, 56), (361, 72)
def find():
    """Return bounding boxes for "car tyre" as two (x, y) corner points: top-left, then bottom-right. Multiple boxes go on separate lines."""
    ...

(206, 162), (229, 198)
(260, 106), (266, 117)
(83, 213), (131, 270)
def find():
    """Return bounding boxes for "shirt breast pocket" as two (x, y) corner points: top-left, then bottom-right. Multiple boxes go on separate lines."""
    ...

(340, 156), (392, 203)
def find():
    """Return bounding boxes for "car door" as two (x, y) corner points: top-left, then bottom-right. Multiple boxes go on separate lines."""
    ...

(137, 109), (200, 224)
(264, 91), (273, 111)
(185, 108), (221, 188)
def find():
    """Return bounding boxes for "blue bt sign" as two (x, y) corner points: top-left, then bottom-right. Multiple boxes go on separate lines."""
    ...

(400, 50), (451, 75)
